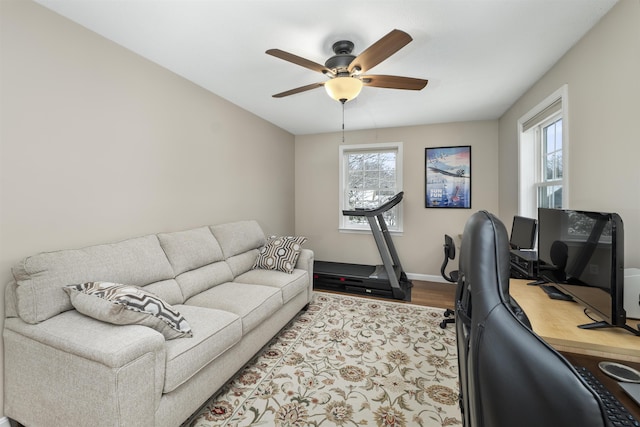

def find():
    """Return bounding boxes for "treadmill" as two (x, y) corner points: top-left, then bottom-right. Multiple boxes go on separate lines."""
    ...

(313, 192), (413, 301)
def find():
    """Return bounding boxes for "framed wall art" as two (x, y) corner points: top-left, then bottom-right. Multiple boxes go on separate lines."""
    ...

(425, 145), (471, 208)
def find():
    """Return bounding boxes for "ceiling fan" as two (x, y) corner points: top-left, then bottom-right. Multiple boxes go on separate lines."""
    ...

(266, 29), (428, 103)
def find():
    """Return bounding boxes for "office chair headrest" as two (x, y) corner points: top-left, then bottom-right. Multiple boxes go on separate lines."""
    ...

(445, 234), (456, 260)
(459, 210), (512, 308)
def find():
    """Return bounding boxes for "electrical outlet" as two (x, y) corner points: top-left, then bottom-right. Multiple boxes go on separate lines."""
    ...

(589, 264), (599, 275)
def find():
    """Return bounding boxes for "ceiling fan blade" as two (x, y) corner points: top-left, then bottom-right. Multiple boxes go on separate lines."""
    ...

(266, 49), (333, 75)
(348, 29), (412, 74)
(272, 82), (325, 98)
(362, 75), (428, 90)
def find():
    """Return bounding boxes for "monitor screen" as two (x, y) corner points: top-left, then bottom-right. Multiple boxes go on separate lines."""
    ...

(537, 208), (625, 327)
(510, 215), (537, 250)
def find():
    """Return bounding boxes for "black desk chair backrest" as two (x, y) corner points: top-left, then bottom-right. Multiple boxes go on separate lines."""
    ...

(440, 234), (459, 328)
(441, 234), (459, 283)
(455, 210), (611, 427)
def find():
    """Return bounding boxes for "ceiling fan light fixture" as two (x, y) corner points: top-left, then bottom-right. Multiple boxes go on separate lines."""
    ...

(324, 77), (363, 103)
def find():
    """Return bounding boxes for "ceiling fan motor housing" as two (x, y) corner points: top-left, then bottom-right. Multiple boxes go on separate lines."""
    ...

(325, 40), (356, 73)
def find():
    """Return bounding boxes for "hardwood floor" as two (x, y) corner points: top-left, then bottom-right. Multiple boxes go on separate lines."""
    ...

(410, 280), (457, 309)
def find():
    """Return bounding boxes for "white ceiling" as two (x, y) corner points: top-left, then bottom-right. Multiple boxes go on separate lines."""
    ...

(35, 0), (618, 135)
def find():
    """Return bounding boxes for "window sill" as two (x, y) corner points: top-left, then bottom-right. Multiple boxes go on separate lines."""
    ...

(339, 227), (403, 236)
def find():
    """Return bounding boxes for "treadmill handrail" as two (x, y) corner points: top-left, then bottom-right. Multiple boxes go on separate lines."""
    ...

(342, 192), (404, 218)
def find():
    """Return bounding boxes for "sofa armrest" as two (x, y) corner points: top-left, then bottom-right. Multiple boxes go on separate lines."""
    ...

(296, 248), (314, 302)
(4, 311), (166, 427)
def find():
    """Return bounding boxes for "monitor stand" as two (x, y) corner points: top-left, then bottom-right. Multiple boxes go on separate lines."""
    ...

(578, 320), (640, 337)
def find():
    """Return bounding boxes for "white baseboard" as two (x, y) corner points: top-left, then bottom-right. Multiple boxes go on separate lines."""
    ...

(0, 416), (12, 427)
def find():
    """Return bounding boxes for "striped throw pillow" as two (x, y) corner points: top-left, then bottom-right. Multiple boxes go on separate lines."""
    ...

(64, 282), (192, 339)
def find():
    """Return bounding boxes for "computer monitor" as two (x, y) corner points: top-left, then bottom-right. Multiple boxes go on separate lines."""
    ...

(537, 208), (637, 335)
(510, 215), (537, 250)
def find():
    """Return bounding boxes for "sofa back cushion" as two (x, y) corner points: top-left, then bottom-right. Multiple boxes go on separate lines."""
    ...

(222, 249), (257, 277)
(142, 279), (184, 306)
(157, 227), (224, 275)
(12, 235), (177, 324)
(211, 221), (266, 259)
(158, 226), (234, 300)
(173, 262), (234, 301)
(211, 221), (266, 276)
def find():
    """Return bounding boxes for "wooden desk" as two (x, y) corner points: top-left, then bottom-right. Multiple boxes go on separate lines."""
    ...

(511, 279), (640, 419)
(510, 279), (640, 362)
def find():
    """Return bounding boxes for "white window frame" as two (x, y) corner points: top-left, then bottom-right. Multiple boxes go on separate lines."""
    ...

(517, 85), (569, 218)
(535, 114), (563, 209)
(338, 142), (403, 233)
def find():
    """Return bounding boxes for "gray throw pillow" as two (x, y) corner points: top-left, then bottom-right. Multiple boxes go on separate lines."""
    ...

(64, 281), (192, 340)
(253, 236), (307, 274)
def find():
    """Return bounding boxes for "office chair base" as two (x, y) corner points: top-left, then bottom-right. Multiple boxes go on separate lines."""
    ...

(440, 308), (455, 328)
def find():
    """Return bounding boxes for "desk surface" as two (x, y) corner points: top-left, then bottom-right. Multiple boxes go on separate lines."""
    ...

(510, 279), (640, 362)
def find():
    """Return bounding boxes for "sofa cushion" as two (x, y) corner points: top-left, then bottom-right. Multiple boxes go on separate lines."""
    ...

(142, 279), (184, 306)
(210, 220), (266, 259)
(253, 236), (307, 274)
(12, 235), (175, 324)
(174, 261), (234, 301)
(157, 227), (224, 276)
(185, 282), (282, 335)
(235, 268), (309, 304)
(64, 282), (192, 340)
(225, 249), (260, 278)
(163, 305), (242, 393)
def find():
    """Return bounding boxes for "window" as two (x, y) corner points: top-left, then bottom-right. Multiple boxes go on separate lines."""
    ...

(518, 85), (568, 218)
(538, 116), (563, 209)
(339, 142), (403, 232)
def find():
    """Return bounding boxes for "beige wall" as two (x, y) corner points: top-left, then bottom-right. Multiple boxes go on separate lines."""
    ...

(295, 121), (499, 280)
(498, 0), (640, 268)
(2, 0), (639, 422)
(0, 0), (294, 417)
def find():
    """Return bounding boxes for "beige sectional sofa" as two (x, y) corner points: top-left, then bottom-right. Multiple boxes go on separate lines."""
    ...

(3, 220), (314, 427)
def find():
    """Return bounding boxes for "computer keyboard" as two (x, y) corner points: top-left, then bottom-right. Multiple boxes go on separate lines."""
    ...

(574, 365), (640, 426)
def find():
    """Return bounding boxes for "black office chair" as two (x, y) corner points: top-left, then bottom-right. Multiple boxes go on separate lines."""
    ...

(441, 234), (459, 283)
(440, 234), (458, 328)
(455, 210), (613, 427)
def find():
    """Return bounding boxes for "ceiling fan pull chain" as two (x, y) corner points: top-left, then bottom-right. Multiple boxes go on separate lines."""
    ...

(342, 100), (345, 143)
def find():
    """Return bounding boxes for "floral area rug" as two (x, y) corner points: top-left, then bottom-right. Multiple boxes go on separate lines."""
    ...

(185, 292), (461, 427)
